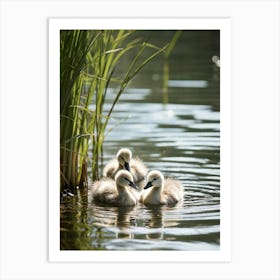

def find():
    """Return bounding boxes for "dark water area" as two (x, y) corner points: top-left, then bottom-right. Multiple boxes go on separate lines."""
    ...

(60, 30), (220, 250)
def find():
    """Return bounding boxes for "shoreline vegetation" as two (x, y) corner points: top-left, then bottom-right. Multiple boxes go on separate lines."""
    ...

(60, 30), (181, 192)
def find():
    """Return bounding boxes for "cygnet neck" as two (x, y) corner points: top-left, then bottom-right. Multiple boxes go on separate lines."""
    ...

(116, 183), (136, 205)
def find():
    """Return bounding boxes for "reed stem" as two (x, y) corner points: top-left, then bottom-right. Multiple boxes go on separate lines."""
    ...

(60, 30), (168, 191)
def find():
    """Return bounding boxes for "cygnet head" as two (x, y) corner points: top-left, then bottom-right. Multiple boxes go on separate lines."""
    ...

(144, 170), (164, 189)
(116, 148), (132, 171)
(115, 170), (139, 190)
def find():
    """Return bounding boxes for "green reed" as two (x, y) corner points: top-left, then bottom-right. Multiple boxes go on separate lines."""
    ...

(60, 30), (167, 191)
(162, 31), (182, 104)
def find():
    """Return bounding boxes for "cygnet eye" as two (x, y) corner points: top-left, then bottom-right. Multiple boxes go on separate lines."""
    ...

(153, 177), (157, 181)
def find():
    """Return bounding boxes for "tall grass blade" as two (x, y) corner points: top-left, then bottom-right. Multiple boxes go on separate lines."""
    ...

(60, 30), (173, 191)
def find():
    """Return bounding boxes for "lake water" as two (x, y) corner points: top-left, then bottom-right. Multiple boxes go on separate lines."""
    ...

(60, 30), (220, 250)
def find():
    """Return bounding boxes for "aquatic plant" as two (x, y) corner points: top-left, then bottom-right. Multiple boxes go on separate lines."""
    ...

(162, 30), (182, 104)
(60, 30), (167, 191)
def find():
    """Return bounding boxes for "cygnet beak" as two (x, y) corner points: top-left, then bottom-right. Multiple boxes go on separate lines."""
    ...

(124, 162), (130, 172)
(144, 181), (153, 189)
(128, 180), (139, 190)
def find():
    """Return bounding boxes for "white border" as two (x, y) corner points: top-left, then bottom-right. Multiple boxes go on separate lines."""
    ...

(49, 18), (231, 262)
(1, 0), (279, 279)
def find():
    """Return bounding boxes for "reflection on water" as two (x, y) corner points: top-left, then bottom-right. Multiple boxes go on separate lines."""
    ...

(168, 80), (208, 88)
(60, 30), (220, 250)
